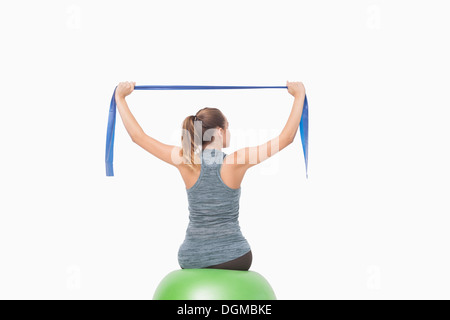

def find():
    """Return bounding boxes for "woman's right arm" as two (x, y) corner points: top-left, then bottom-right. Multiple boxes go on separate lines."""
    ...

(280, 81), (306, 145)
(228, 81), (306, 169)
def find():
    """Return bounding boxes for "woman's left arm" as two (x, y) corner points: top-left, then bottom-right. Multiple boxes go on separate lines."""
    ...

(115, 81), (184, 167)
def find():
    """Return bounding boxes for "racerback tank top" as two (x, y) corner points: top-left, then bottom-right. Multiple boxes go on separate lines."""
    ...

(178, 148), (251, 269)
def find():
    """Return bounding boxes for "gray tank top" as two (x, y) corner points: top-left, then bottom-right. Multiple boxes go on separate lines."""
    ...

(178, 148), (251, 269)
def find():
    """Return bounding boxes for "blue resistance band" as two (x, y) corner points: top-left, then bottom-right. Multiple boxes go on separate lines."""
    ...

(106, 85), (309, 178)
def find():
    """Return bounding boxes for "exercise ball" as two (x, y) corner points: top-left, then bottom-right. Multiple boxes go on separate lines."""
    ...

(153, 269), (276, 300)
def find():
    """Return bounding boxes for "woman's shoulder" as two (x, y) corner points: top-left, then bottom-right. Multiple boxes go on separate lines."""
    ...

(220, 152), (246, 190)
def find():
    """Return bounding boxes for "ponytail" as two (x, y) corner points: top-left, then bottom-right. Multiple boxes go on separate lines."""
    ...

(180, 115), (202, 170)
(179, 107), (226, 171)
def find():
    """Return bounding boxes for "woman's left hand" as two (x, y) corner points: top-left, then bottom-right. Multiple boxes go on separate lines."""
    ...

(115, 81), (136, 99)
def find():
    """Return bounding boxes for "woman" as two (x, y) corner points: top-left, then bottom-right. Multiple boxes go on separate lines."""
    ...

(115, 81), (306, 271)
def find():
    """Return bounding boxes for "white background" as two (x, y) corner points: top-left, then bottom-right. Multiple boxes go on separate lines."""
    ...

(0, 0), (449, 300)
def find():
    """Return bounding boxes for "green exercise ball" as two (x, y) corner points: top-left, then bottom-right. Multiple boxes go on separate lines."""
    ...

(153, 269), (276, 300)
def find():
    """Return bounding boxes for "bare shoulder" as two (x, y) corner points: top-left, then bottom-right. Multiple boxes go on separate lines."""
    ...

(223, 148), (256, 168)
(223, 150), (248, 166)
(225, 135), (289, 170)
(220, 152), (248, 189)
(176, 159), (201, 190)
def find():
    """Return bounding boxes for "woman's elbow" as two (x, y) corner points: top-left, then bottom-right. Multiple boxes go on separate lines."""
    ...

(131, 131), (145, 144)
(279, 134), (294, 150)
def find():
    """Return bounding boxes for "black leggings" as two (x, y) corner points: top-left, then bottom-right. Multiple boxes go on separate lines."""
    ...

(205, 250), (253, 271)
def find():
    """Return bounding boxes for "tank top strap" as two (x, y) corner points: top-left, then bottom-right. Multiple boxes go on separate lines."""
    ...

(201, 149), (225, 168)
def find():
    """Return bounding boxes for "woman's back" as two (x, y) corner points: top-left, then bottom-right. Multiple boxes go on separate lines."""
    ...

(178, 148), (251, 269)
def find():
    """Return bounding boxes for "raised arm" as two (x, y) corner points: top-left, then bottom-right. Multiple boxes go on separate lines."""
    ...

(279, 81), (306, 144)
(115, 82), (144, 140)
(229, 81), (306, 169)
(115, 81), (183, 167)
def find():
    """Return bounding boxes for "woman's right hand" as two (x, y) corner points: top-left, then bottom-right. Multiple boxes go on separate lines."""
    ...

(287, 81), (305, 98)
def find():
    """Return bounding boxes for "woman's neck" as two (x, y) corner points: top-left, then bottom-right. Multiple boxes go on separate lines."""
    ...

(204, 144), (222, 151)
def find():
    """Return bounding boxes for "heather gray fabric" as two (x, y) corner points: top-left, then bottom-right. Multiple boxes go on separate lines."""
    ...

(178, 148), (251, 269)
